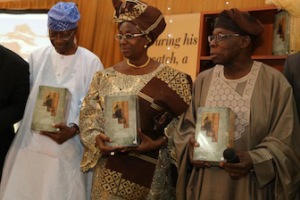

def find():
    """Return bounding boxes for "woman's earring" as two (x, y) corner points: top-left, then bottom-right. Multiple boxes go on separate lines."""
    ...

(144, 44), (147, 48)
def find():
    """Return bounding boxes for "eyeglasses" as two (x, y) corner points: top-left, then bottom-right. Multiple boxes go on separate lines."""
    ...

(115, 33), (145, 41)
(208, 33), (240, 43)
(49, 31), (74, 41)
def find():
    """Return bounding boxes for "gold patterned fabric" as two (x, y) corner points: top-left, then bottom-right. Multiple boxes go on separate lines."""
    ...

(113, 0), (147, 23)
(92, 158), (150, 200)
(80, 65), (192, 199)
(156, 66), (192, 104)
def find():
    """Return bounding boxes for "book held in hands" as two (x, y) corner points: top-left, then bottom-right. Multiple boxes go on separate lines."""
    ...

(193, 107), (235, 164)
(31, 86), (70, 133)
(104, 95), (139, 147)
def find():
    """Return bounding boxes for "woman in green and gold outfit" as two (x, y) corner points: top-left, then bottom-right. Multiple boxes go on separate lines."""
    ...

(79, 0), (192, 199)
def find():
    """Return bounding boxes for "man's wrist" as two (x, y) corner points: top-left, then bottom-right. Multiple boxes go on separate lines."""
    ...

(69, 123), (80, 135)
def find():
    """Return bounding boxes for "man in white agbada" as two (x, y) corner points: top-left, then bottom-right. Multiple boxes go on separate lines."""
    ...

(0, 2), (104, 200)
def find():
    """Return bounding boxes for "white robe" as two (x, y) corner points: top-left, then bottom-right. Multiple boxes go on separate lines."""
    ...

(0, 46), (103, 200)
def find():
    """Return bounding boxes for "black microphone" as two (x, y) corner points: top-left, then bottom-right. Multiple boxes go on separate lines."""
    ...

(223, 148), (240, 163)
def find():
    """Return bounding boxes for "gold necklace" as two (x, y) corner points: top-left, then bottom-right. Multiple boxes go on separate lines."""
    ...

(127, 57), (151, 69)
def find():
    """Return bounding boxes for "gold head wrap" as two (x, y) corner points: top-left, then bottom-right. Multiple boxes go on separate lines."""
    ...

(112, 0), (166, 46)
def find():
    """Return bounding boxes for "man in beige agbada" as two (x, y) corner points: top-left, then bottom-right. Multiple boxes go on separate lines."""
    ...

(174, 8), (300, 200)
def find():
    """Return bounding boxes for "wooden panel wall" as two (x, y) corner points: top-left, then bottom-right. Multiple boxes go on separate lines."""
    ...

(143, 0), (269, 14)
(0, 0), (271, 68)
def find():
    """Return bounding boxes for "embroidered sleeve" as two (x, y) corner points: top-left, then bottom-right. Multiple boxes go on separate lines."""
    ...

(80, 71), (105, 172)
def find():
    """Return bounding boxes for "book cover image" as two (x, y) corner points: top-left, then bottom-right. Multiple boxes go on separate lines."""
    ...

(31, 86), (70, 133)
(105, 95), (139, 147)
(272, 10), (290, 55)
(193, 107), (235, 164)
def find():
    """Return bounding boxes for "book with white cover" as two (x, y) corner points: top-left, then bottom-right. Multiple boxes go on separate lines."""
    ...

(31, 85), (70, 133)
(104, 95), (139, 147)
(193, 107), (235, 164)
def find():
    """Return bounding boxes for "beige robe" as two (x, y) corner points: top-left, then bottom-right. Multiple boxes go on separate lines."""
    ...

(175, 62), (300, 200)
